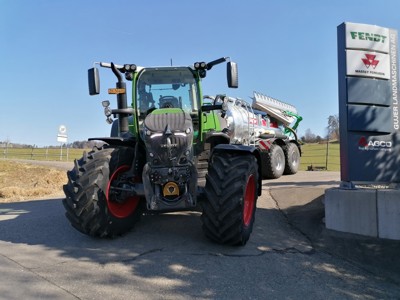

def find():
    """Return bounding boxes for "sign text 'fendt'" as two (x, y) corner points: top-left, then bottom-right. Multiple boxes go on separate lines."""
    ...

(349, 31), (387, 44)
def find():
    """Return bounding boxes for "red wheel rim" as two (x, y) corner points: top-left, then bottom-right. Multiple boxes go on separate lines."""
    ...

(106, 165), (140, 219)
(243, 174), (256, 226)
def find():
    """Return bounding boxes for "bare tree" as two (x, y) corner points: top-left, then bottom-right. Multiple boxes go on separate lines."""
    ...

(301, 128), (317, 143)
(327, 115), (339, 140)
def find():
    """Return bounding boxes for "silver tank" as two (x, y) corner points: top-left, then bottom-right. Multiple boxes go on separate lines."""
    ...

(222, 97), (283, 145)
(223, 97), (257, 145)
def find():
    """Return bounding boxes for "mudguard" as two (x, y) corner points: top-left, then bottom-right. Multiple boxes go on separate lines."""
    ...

(88, 136), (136, 147)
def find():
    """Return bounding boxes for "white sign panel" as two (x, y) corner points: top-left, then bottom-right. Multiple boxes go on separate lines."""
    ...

(57, 135), (68, 143)
(346, 22), (389, 53)
(346, 49), (390, 79)
(57, 125), (68, 143)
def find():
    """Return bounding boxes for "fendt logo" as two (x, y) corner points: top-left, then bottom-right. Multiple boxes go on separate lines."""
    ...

(358, 136), (392, 151)
(350, 31), (387, 43)
(361, 54), (379, 69)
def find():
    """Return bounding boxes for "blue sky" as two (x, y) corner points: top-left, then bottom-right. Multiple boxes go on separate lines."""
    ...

(1, 0), (400, 146)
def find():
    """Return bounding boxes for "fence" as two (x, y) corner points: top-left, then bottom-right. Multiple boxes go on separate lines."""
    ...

(1, 145), (86, 162)
(299, 142), (340, 171)
(2, 143), (341, 171)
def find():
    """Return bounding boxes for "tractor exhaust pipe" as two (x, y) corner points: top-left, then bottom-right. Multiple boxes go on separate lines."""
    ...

(111, 63), (130, 135)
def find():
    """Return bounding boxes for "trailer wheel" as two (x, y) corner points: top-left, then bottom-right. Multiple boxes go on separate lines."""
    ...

(284, 143), (300, 175)
(201, 152), (258, 246)
(263, 144), (285, 179)
(63, 145), (143, 237)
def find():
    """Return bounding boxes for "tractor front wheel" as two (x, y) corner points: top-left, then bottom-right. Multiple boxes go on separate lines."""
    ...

(63, 145), (143, 237)
(201, 152), (258, 246)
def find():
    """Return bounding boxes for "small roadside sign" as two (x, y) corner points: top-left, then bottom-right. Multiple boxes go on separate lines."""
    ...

(57, 125), (68, 143)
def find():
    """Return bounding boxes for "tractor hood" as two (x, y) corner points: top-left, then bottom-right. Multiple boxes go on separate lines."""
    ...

(142, 108), (194, 167)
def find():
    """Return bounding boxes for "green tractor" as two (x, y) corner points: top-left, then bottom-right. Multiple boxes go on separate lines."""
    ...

(63, 58), (262, 245)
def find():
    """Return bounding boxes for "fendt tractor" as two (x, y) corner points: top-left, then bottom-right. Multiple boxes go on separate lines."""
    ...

(63, 57), (301, 246)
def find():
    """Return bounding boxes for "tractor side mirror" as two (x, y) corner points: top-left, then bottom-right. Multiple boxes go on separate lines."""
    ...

(88, 67), (100, 95)
(227, 62), (238, 88)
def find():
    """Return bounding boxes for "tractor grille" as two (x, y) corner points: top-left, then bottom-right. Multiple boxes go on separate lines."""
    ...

(143, 109), (193, 167)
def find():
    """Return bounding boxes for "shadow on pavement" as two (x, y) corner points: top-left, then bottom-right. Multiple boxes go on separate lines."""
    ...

(1, 196), (398, 298)
(269, 186), (400, 286)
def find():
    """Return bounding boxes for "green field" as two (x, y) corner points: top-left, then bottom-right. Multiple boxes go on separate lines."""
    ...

(299, 142), (340, 172)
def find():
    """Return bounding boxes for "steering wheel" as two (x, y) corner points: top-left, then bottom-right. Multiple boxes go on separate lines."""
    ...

(163, 103), (173, 108)
(159, 96), (179, 108)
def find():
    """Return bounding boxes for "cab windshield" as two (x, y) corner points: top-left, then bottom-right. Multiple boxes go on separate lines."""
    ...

(136, 67), (199, 119)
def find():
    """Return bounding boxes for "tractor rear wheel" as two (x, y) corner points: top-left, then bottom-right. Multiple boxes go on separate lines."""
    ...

(201, 152), (258, 246)
(262, 144), (285, 179)
(284, 143), (300, 175)
(63, 145), (143, 237)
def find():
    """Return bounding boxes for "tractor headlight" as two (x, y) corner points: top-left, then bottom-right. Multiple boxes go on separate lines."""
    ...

(194, 62), (206, 70)
(124, 64), (137, 72)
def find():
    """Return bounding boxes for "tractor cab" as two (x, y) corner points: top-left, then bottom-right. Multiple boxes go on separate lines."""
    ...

(136, 67), (200, 116)
(135, 67), (202, 141)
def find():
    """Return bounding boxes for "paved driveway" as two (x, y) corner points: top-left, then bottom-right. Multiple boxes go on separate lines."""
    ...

(1, 171), (399, 299)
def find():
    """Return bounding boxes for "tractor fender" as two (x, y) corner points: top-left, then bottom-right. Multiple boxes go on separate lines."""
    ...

(211, 144), (262, 196)
(88, 136), (136, 148)
(89, 116), (136, 147)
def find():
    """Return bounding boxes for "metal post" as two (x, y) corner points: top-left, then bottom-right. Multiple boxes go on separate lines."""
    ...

(325, 136), (329, 170)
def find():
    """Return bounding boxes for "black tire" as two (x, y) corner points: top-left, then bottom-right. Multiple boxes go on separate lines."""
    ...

(201, 152), (258, 246)
(284, 143), (300, 175)
(262, 144), (285, 179)
(63, 145), (143, 237)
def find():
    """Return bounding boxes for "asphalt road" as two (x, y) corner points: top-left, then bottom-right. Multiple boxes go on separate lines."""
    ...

(0, 169), (399, 299)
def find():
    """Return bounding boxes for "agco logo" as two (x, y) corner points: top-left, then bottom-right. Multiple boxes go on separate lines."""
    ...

(358, 136), (392, 151)
(361, 54), (379, 69)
